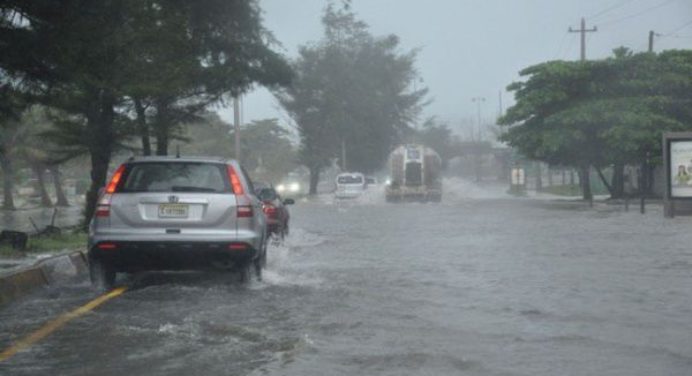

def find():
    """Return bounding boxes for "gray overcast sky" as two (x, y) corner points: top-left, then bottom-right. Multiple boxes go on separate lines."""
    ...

(219, 0), (692, 135)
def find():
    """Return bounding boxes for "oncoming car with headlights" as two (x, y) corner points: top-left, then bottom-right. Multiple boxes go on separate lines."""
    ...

(276, 172), (307, 196)
(276, 181), (302, 195)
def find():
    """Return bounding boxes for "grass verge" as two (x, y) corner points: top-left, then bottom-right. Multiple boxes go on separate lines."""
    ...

(0, 231), (87, 259)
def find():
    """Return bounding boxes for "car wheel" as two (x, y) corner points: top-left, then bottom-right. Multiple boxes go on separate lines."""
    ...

(253, 256), (262, 282)
(89, 256), (115, 291)
(255, 238), (268, 280)
(238, 261), (252, 284)
(260, 238), (268, 268)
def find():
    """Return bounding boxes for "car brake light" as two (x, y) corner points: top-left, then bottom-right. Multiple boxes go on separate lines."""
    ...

(263, 204), (278, 217)
(106, 164), (126, 194)
(95, 164), (125, 219)
(228, 243), (248, 251)
(226, 165), (244, 194)
(97, 242), (117, 250)
(237, 205), (253, 218)
(95, 193), (113, 218)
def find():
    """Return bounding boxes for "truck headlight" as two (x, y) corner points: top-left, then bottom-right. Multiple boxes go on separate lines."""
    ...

(277, 184), (286, 192)
(289, 182), (300, 192)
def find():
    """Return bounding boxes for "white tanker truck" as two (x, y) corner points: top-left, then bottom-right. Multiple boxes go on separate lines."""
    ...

(385, 144), (442, 202)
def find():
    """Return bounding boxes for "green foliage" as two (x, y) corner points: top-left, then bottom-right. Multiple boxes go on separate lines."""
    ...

(0, 1), (292, 219)
(0, 231), (87, 258)
(411, 118), (458, 167)
(231, 119), (298, 182)
(181, 114), (297, 183)
(500, 48), (692, 198)
(275, 4), (426, 185)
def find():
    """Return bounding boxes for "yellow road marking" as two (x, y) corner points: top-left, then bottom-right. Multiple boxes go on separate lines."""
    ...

(0, 286), (127, 362)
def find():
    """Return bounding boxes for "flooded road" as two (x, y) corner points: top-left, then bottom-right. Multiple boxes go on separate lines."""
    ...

(1, 186), (691, 375)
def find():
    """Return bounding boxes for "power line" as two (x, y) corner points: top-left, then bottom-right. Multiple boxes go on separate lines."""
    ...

(554, 32), (570, 59)
(561, 34), (578, 60)
(589, 0), (642, 20)
(663, 19), (692, 36)
(598, 0), (677, 27)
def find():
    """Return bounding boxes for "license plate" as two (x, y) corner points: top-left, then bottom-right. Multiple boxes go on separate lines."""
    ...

(158, 204), (189, 218)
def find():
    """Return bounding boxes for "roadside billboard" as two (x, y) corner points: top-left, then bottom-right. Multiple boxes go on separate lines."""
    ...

(663, 133), (692, 217)
(668, 139), (692, 198)
(511, 168), (525, 186)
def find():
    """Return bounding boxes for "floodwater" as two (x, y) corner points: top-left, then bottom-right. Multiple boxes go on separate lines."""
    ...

(0, 180), (690, 375)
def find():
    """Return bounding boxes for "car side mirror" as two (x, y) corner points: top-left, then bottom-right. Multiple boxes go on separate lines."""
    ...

(283, 198), (295, 205)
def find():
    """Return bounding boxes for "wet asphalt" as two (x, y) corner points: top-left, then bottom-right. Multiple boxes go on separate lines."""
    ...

(0, 185), (691, 375)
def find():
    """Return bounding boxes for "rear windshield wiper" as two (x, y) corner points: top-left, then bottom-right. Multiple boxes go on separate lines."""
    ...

(171, 186), (218, 192)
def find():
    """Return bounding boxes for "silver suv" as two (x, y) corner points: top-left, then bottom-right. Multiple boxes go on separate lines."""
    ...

(88, 156), (267, 289)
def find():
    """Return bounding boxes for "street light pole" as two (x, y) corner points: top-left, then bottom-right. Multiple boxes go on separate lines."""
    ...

(233, 95), (241, 161)
(471, 97), (486, 141)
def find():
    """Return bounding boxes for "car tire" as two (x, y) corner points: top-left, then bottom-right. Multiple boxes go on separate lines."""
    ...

(89, 257), (115, 291)
(260, 238), (268, 268)
(254, 238), (268, 280)
(239, 261), (252, 284)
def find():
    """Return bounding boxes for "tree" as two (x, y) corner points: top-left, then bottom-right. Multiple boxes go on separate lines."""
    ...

(230, 119), (298, 182)
(0, 84), (28, 210)
(0, 1), (292, 221)
(411, 118), (458, 168)
(119, 0), (292, 156)
(180, 114), (297, 183)
(275, 5), (426, 194)
(500, 49), (692, 199)
(19, 106), (75, 207)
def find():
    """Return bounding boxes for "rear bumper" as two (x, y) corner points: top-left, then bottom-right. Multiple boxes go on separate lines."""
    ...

(88, 241), (258, 272)
(385, 186), (442, 201)
(335, 191), (362, 199)
(266, 223), (282, 234)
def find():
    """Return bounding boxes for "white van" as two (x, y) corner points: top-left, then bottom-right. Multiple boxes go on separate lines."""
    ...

(334, 172), (366, 199)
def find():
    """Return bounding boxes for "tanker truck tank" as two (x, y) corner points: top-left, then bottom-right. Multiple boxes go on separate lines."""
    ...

(385, 144), (442, 202)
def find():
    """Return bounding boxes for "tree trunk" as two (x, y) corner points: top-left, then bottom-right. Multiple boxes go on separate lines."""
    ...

(0, 156), (16, 210)
(84, 92), (116, 224)
(134, 98), (151, 156)
(579, 165), (593, 201)
(570, 169), (575, 185)
(595, 167), (614, 197)
(646, 164), (655, 196)
(50, 166), (69, 207)
(154, 98), (170, 156)
(32, 164), (53, 207)
(535, 162), (543, 191)
(308, 166), (320, 195)
(547, 166), (553, 187)
(610, 163), (625, 199)
(561, 169), (566, 185)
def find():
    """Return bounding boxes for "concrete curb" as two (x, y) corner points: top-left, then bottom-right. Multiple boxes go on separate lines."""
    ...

(0, 251), (88, 306)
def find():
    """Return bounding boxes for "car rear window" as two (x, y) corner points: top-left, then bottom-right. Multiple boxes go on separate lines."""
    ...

(119, 162), (230, 193)
(337, 175), (363, 184)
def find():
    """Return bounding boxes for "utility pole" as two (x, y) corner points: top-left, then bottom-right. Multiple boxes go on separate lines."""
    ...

(233, 96), (240, 161)
(648, 30), (655, 53)
(341, 140), (347, 171)
(569, 18), (597, 61)
(569, 18), (596, 205)
(471, 97), (486, 141)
